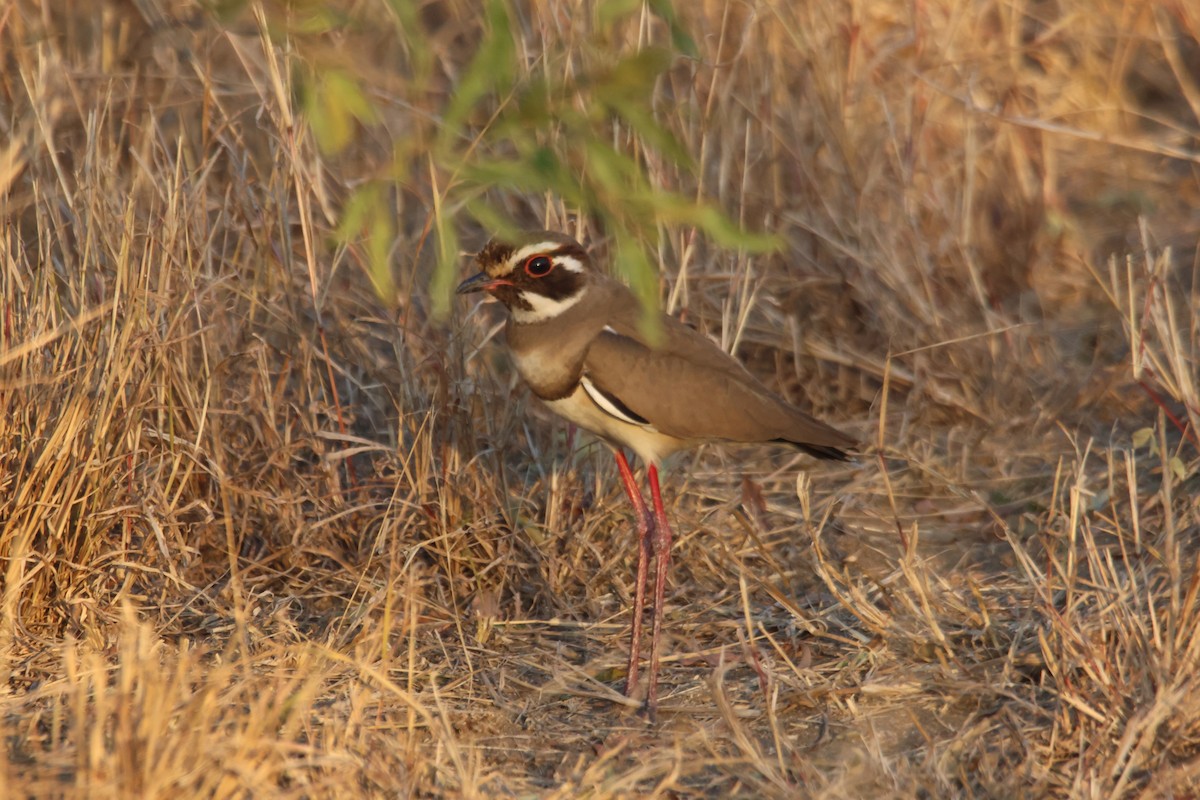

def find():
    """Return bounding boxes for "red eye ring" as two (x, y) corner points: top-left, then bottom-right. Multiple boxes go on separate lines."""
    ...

(524, 255), (554, 277)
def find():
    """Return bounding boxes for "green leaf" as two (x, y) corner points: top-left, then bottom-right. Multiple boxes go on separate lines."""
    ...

(595, 47), (672, 105)
(612, 101), (693, 166)
(209, 0), (249, 22)
(335, 185), (396, 302)
(465, 200), (521, 244)
(646, 0), (698, 56)
(1169, 456), (1187, 482)
(595, 0), (697, 58)
(441, 0), (516, 137)
(431, 217), (460, 318)
(628, 192), (783, 251)
(464, 148), (590, 208)
(288, 5), (344, 35)
(367, 204), (397, 302)
(1132, 427), (1155, 451)
(263, 0), (768, 310)
(613, 230), (663, 344)
(334, 185), (374, 246)
(584, 140), (640, 195)
(596, 0), (643, 31)
(462, 158), (543, 193)
(510, 79), (553, 126)
(385, 0), (432, 80)
(302, 68), (377, 155)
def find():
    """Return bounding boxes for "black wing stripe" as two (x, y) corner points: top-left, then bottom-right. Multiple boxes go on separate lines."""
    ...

(580, 375), (650, 426)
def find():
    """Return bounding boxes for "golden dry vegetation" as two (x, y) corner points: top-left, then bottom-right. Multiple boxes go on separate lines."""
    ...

(2, 0), (1200, 797)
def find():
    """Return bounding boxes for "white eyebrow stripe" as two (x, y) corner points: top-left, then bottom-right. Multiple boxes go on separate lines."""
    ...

(510, 287), (586, 324)
(510, 242), (564, 268)
(508, 244), (586, 274)
(553, 254), (584, 273)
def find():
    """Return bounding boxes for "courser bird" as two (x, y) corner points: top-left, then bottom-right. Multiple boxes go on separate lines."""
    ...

(457, 230), (855, 718)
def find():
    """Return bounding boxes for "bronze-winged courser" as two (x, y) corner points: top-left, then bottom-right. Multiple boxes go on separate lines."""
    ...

(457, 230), (855, 719)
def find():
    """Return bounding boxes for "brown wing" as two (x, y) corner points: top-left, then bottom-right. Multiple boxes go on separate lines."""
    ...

(600, 288), (755, 384)
(582, 318), (856, 459)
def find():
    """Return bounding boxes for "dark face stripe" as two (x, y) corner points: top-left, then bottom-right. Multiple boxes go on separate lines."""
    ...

(471, 233), (591, 314)
(521, 260), (584, 302)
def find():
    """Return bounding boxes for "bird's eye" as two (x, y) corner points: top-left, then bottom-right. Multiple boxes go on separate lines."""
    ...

(524, 255), (554, 277)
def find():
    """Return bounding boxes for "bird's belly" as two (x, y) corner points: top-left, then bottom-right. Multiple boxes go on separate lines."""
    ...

(543, 385), (690, 467)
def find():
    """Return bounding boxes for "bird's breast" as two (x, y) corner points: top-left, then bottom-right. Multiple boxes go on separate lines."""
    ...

(509, 344), (580, 401)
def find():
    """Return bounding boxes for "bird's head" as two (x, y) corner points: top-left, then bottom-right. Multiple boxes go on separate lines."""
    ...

(456, 230), (592, 324)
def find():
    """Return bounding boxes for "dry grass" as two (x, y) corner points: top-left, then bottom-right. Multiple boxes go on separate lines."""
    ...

(2, 0), (1200, 796)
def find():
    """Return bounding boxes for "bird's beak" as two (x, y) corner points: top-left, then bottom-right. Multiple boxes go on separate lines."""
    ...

(456, 271), (501, 295)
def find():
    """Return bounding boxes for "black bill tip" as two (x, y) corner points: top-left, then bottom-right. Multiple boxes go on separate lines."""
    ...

(455, 271), (492, 295)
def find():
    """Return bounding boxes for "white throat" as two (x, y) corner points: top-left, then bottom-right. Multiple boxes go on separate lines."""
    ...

(510, 287), (585, 324)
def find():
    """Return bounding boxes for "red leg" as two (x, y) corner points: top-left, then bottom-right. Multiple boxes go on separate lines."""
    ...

(614, 450), (653, 699)
(645, 463), (674, 719)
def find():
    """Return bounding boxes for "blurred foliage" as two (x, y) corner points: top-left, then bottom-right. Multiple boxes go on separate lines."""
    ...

(212, 0), (779, 315)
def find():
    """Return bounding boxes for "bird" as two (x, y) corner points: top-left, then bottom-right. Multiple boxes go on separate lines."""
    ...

(457, 229), (855, 719)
